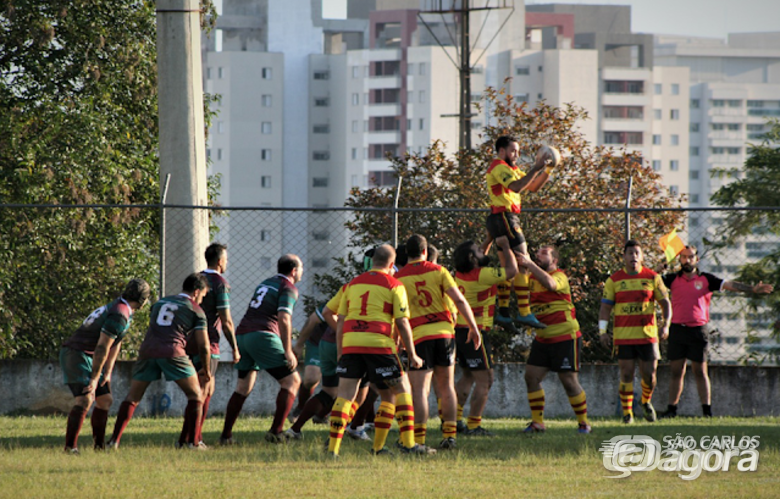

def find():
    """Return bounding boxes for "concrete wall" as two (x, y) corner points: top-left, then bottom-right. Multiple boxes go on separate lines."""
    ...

(3, 360), (778, 419)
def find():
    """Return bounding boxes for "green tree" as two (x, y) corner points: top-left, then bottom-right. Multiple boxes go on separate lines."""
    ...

(342, 87), (685, 362)
(710, 118), (780, 363)
(0, 0), (215, 359)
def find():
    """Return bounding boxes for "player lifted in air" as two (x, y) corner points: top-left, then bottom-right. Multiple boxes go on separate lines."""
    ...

(485, 136), (558, 330)
(599, 240), (672, 424)
(518, 245), (591, 434)
(60, 278), (151, 453)
(396, 234), (481, 450)
(220, 254), (303, 444)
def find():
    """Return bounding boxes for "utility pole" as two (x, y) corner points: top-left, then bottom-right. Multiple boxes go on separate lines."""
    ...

(156, 0), (209, 295)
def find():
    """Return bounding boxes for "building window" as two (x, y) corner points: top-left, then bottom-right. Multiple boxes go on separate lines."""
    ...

(351, 121), (358, 133)
(671, 134), (679, 146)
(670, 109), (680, 120)
(314, 97), (329, 107)
(538, 93), (543, 99)
(653, 134), (662, 145)
(312, 231), (330, 241)
(727, 147), (741, 154)
(217, 121), (224, 133)
(369, 170), (398, 186)
(690, 99), (700, 108)
(670, 160), (679, 171)
(419, 118), (424, 130)
(206, 67), (211, 79)
(261, 149), (272, 161)
(313, 70), (330, 80)
(514, 94), (529, 103)
(654, 83), (662, 95)
(727, 123), (741, 131)
(260, 230), (270, 241)
(407, 63), (414, 75)
(712, 123), (725, 130)
(352, 93), (359, 105)
(538, 65), (543, 72)
(671, 83), (679, 95)
(419, 62), (426, 76)
(216, 149), (222, 160)
(747, 124), (763, 131)
(471, 65), (484, 74)
(218, 67), (223, 79)
(516, 66), (530, 75)
(690, 147), (699, 157)
(690, 170), (699, 179)
(712, 99), (725, 107)
(352, 66), (360, 78)
(313, 124), (330, 134)
(312, 151), (330, 160)
(670, 185), (679, 195)
(652, 160), (661, 171)
(261, 122), (272, 134)
(351, 148), (357, 160)
(471, 121), (482, 129)
(262, 67), (273, 79)
(261, 176), (272, 188)
(262, 94), (272, 107)
(312, 177), (329, 187)
(727, 99), (741, 107)
(419, 90), (426, 104)
(690, 194), (700, 203)
(690, 123), (700, 132)
(654, 109), (662, 119)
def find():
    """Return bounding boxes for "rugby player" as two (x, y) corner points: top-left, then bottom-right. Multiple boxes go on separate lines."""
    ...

(599, 240), (672, 423)
(327, 244), (435, 456)
(453, 236), (518, 436)
(518, 246), (591, 433)
(60, 278), (151, 453)
(107, 273), (211, 449)
(178, 243), (240, 448)
(396, 234), (481, 450)
(220, 254), (303, 444)
(485, 136), (554, 330)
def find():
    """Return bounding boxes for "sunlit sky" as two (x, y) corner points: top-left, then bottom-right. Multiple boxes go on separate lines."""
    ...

(322, 0), (780, 40)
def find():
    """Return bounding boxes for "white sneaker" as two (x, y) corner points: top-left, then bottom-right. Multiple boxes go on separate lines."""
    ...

(347, 426), (371, 441)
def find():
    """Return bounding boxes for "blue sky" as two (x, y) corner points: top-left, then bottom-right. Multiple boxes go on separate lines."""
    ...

(323, 0), (780, 40)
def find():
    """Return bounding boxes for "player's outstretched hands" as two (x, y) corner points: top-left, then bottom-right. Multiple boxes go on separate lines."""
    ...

(285, 349), (298, 372)
(754, 281), (774, 294)
(466, 327), (482, 350)
(515, 252), (532, 269)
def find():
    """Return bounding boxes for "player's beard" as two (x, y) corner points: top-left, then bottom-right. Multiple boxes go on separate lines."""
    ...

(681, 263), (695, 273)
(477, 255), (492, 267)
(538, 260), (551, 272)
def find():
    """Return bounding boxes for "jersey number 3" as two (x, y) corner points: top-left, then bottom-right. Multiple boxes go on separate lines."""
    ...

(250, 286), (269, 309)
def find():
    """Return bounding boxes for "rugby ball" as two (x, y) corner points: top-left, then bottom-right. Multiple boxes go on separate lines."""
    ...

(537, 145), (562, 168)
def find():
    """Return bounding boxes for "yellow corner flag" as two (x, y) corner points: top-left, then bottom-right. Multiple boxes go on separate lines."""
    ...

(659, 228), (686, 263)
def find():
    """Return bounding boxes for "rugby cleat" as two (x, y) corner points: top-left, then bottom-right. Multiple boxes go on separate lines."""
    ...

(218, 436), (236, 446)
(346, 426), (371, 441)
(515, 313), (547, 329)
(622, 414), (634, 424)
(464, 426), (495, 437)
(523, 421), (546, 433)
(370, 447), (394, 456)
(284, 428), (303, 441)
(438, 437), (457, 450)
(642, 402), (657, 422)
(399, 443), (437, 455)
(188, 441), (209, 451)
(64, 447), (80, 455)
(494, 314), (519, 335)
(659, 407), (677, 419)
(106, 438), (119, 451)
(456, 420), (468, 434)
(265, 431), (289, 444)
(577, 423), (592, 434)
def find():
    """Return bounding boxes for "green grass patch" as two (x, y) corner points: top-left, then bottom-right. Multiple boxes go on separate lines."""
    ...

(0, 415), (777, 498)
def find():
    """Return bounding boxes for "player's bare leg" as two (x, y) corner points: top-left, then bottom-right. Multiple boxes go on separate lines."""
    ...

(408, 369), (434, 445)
(692, 361), (712, 416)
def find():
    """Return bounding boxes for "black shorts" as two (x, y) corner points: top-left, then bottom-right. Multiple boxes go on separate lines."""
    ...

(486, 212), (526, 250)
(336, 353), (404, 386)
(455, 327), (493, 370)
(66, 382), (111, 398)
(410, 338), (455, 371)
(617, 343), (660, 362)
(526, 337), (581, 372)
(667, 324), (709, 363)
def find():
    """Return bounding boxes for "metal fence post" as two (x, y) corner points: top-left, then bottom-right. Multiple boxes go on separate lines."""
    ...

(392, 176), (403, 247)
(159, 173), (171, 298)
(625, 174), (633, 242)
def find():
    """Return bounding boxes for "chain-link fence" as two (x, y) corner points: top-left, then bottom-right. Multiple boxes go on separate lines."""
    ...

(2, 203), (778, 364)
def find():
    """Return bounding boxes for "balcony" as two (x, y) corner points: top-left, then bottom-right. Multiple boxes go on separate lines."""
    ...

(368, 75), (402, 89)
(368, 130), (402, 143)
(368, 103), (402, 116)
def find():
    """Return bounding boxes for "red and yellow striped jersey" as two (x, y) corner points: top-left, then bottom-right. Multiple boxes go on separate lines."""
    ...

(602, 267), (668, 344)
(454, 266), (508, 330)
(325, 284), (346, 315)
(486, 158), (525, 214)
(338, 269), (409, 354)
(529, 270), (581, 343)
(396, 260), (457, 344)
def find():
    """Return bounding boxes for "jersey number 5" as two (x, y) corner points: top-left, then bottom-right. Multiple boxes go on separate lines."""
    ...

(414, 281), (433, 308)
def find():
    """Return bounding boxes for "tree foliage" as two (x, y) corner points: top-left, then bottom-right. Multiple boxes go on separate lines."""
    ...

(342, 86), (685, 361)
(710, 119), (780, 362)
(0, 1), (215, 359)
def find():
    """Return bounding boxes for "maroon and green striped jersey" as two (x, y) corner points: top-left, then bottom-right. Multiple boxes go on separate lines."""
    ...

(236, 274), (298, 337)
(139, 294), (207, 359)
(62, 298), (133, 355)
(186, 270), (230, 356)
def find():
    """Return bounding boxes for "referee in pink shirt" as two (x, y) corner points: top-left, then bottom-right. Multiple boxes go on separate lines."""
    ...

(658, 246), (773, 418)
